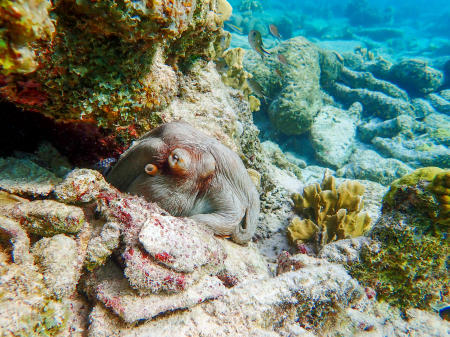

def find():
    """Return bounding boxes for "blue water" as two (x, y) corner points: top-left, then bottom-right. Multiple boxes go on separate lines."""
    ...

(224, 0), (450, 181)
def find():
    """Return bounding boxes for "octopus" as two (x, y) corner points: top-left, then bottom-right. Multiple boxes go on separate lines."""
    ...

(107, 121), (260, 244)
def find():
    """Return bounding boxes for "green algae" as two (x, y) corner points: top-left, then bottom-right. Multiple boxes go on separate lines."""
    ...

(349, 168), (449, 313)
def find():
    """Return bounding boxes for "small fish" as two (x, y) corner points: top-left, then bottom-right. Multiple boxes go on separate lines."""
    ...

(275, 68), (284, 79)
(247, 78), (267, 102)
(248, 30), (271, 59)
(269, 24), (282, 40)
(277, 54), (288, 65)
(225, 22), (243, 33)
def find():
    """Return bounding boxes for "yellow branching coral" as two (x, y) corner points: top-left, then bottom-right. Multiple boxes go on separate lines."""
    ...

(288, 171), (371, 246)
(217, 47), (261, 112)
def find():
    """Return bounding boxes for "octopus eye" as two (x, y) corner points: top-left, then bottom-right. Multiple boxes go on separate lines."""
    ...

(168, 148), (191, 175)
(144, 163), (158, 176)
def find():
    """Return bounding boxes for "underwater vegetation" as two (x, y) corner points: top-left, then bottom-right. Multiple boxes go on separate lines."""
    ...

(349, 167), (449, 313)
(0, 0), (232, 134)
(288, 172), (371, 249)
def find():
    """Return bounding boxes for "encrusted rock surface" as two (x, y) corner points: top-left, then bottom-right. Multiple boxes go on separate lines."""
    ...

(330, 82), (413, 119)
(337, 149), (414, 185)
(10, 199), (85, 236)
(389, 59), (444, 95)
(0, 157), (61, 197)
(310, 103), (361, 168)
(245, 37), (323, 135)
(31, 234), (79, 299)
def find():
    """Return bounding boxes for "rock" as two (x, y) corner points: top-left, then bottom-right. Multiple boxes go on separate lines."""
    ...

(219, 240), (270, 286)
(310, 103), (361, 168)
(423, 112), (450, 146)
(0, 230), (70, 337)
(268, 38), (322, 135)
(32, 234), (80, 299)
(10, 200), (85, 237)
(357, 114), (415, 142)
(330, 82), (413, 119)
(337, 149), (414, 185)
(85, 222), (121, 271)
(339, 66), (408, 100)
(245, 37), (323, 135)
(440, 89), (450, 100)
(372, 136), (450, 168)
(83, 260), (226, 324)
(319, 237), (373, 265)
(0, 215), (33, 265)
(426, 93), (450, 115)
(138, 214), (225, 274)
(0, 157), (61, 197)
(389, 59), (444, 95)
(54, 168), (113, 204)
(261, 141), (303, 179)
(87, 255), (366, 336)
(412, 98), (436, 118)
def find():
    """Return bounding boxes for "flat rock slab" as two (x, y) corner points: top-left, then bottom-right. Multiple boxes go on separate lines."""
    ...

(85, 261), (225, 324)
(0, 157), (61, 197)
(139, 215), (224, 273)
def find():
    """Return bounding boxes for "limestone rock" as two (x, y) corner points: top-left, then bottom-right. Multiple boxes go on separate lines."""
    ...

(426, 92), (450, 115)
(244, 37), (323, 135)
(310, 103), (361, 168)
(0, 157), (61, 197)
(32, 234), (79, 299)
(54, 168), (113, 204)
(337, 149), (414, 185)
(330, 82), (413, 119)
(372, 136), (450, 168)
(268, 38), (322, 135)
(10, 200), (85, 236)
(83, 260), (226, 324)
(339, 66), (408, 100)
(85, 222), (121, 271)
(357, 114), (415, 142)
(389, 59), (444, 95)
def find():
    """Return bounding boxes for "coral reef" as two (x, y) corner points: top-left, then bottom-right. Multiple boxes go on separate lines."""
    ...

(1, 0), (233, 134)
(0, 0), (55, 75)
(349, 169), (449, 312)
(288, 172), (371, 248)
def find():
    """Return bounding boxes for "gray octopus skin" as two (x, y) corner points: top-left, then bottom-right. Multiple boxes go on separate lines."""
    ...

(106, 121), (260, 244)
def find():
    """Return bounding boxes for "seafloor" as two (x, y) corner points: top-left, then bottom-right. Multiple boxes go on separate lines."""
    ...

(0, 0), (448, 336)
